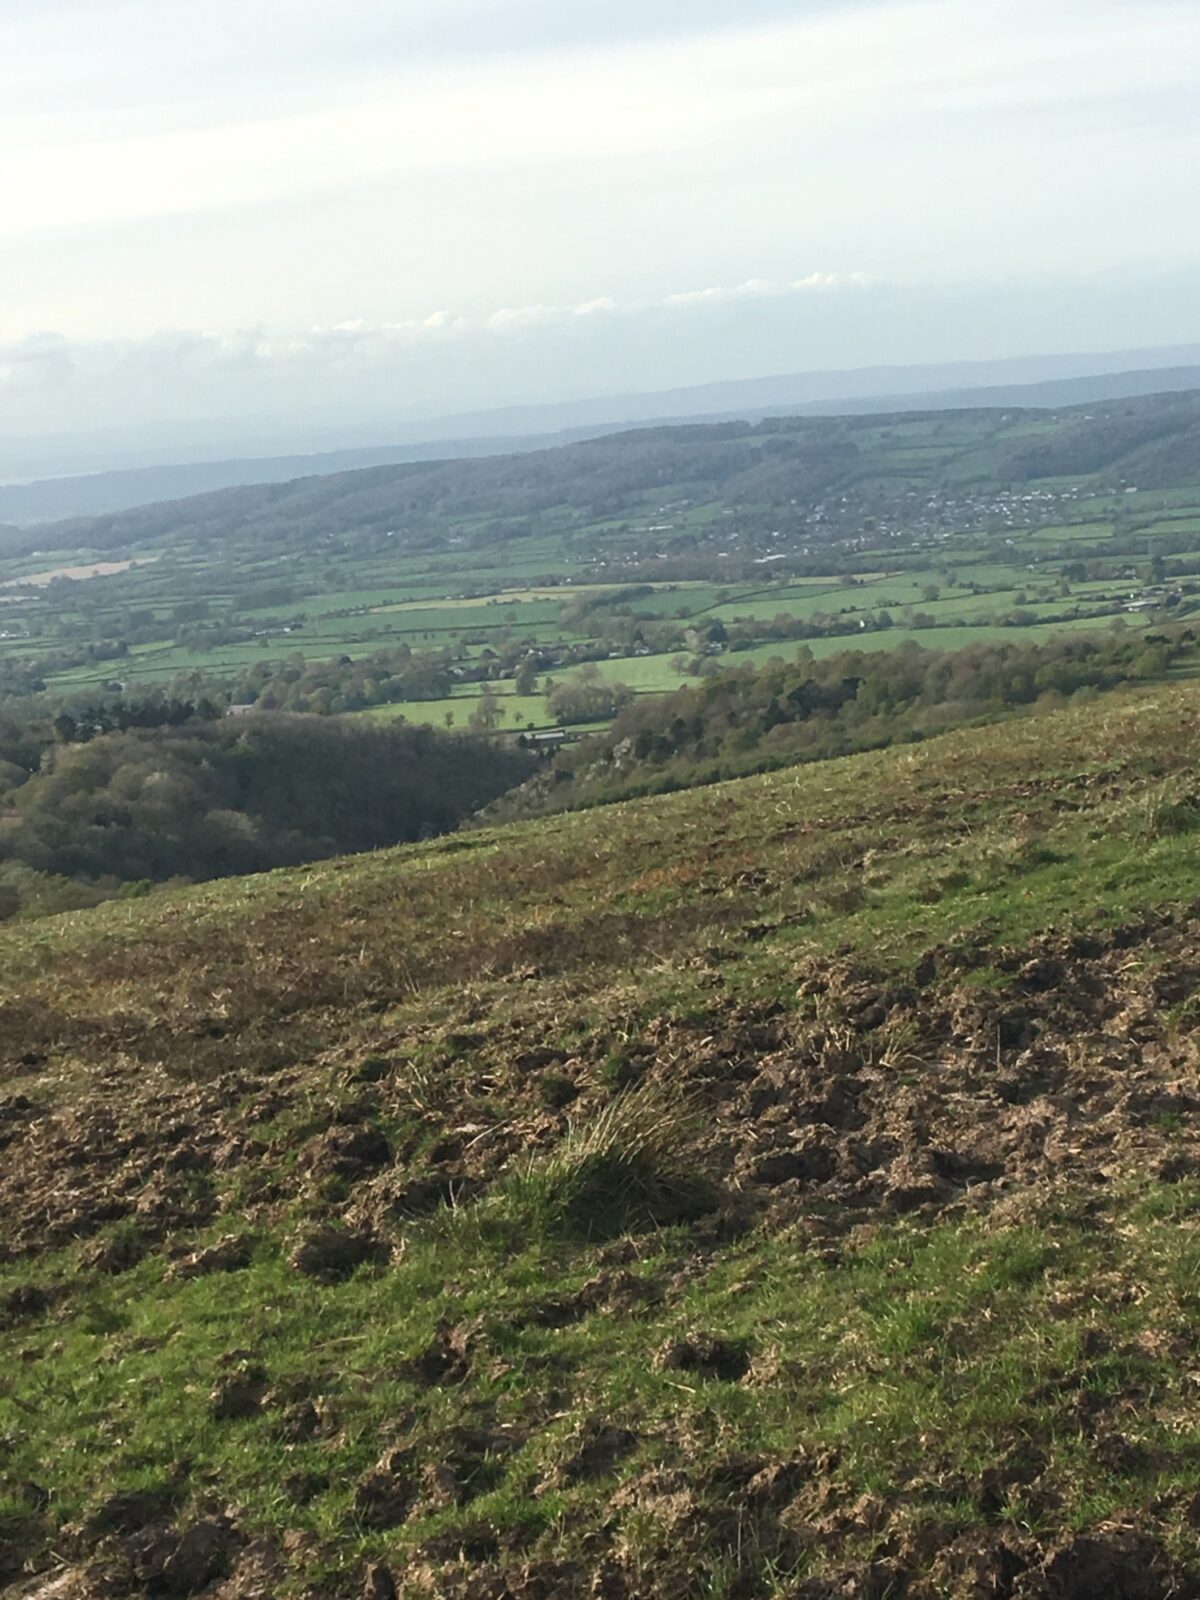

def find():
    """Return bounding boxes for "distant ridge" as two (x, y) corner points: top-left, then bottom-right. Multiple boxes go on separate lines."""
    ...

(2, 354), (1199, 524)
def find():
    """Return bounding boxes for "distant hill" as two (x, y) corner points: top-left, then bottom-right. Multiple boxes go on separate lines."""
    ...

(4, 384), (1199, 564)
(4, 349), (1200, 523)
(0, 425), (620, 526)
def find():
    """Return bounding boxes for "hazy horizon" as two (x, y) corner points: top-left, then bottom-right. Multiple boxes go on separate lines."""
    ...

(4, 0), (1199, 446)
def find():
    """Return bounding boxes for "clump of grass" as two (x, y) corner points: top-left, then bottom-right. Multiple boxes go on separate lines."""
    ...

(496, 1082), (718, 1240)
(1135, 781), (1200, 840)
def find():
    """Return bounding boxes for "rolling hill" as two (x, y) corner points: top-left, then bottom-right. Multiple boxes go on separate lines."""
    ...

(5, 680), (1200, 1596)
(6, 387), (1200, 566)
(4, 346), (1200, 525)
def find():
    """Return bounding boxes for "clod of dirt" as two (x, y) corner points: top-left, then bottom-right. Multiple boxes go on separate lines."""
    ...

(288, 1224), (382, 1283)
(513, 1046), (569, 1073)
(1011, 1524), (1199, 1600)
(209, 1362), (268, 1421)
(790, 1561), (908, 1599)
(414, 1422), (526, 1512)
(81, 1486), (179, 1540)
(354, 1056), (394, 1084)
(654, 1333), (751, 1382)
(1156, 1151), (1200, 1182)
(354, 1448), (416, 1530)
(132, 1172), (217, 1234)
(0, 1283), (56, 1328)
(0, 1095), (40, 1152)
(418, 1461), (470, 1512)
(303, 1123), (391, 1181)
(749, 1131), (838, 1186)
(882, 1153), (951, 1214)
(275, 1398), (323, 1442)
(82, 1228), (148, 1275)
(557, 1421), (639, 1484)
(521, 1270), (659, 1330)
(406, 1318), (481, 1386)
(282, 1471), (330, 1506)
(152, 1517), (237, 1597)
(113, 1515), (239, 1598)
(1017, 954), (1068, 992)
(384, 1171), (469, 1217)
(925, 1528), (1033, 1598)
(362, 1562), (398, 1600)
(414, 1522), (504, 1569)
(167, 1234), (253, 1280)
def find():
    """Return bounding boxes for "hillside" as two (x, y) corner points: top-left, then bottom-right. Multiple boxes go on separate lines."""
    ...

(5, 684), (1200, 1596)
(6, 389), (1200, 564)
(0, 712), (534, 922)
(4, 357), (1199, 526)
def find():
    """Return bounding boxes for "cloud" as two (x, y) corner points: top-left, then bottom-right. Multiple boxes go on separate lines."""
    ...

(0, 273), (879, 436)
(0, 272), (869, 396)
(661, 274), (866, 309)
(486, 305), (565, 333)
(2, 0), (1198, 434)
(481, 275), (867, 334)
(8, 0), (1195, 250)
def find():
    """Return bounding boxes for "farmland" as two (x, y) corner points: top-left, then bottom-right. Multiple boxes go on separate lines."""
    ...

(2, 393), (1200, 734)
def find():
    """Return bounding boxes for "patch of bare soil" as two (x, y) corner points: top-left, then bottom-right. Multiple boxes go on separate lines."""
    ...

(642, 912), (1200, 1244)
(11, 912), (1197, 1277)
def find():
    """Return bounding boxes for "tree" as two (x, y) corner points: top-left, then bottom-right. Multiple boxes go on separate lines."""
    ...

(468, 687), (502, 732)
(513, 658), (538, 696)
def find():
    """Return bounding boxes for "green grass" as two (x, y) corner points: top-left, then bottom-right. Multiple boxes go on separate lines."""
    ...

(7, 1173), (1200, 1592)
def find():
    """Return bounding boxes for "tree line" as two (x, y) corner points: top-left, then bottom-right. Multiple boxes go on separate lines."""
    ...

(499, 630), (1194, 813)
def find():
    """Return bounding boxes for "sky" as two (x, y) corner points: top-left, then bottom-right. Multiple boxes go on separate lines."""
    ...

(2, 0), (1199, 443)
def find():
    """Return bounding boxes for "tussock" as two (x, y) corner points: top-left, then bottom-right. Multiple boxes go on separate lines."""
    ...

(491, 1081), (719, 1240)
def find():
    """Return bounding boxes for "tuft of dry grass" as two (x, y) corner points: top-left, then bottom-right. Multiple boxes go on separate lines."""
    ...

(486, 1081), (720, 1240)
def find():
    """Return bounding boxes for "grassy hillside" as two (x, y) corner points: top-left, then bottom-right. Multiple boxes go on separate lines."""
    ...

(6, 684), (1200, 1595)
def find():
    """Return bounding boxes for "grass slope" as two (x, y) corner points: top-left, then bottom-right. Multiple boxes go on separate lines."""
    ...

(5, 686), (1200, 1595)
